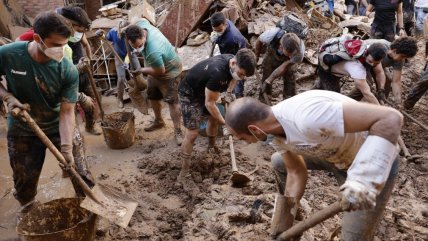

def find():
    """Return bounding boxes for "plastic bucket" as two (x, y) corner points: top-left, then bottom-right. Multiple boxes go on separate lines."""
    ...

(16, 198), (96, 241)
(101, 110), (136, 149)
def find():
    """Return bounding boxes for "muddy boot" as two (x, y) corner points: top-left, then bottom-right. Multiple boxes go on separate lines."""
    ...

(177, 153), (191, 183)
(270, 194), (299, 239)
(144, 119), (165, 132)
(174, 128), (184, 146)
(117, 98), (124, 109)
(206, 136), (220, 154)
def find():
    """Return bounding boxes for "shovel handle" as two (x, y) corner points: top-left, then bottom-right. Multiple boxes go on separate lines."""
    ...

(229, 135), (238, 173)
(277, 201), (345, 241)
(83, 65), (104, 121)
(11, 108), (101, 203)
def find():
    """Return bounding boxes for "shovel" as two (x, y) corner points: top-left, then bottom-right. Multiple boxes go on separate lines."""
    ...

(228, 134), (253, 187)
(11, 108), (138, 228)
(276, 200), (349, 241)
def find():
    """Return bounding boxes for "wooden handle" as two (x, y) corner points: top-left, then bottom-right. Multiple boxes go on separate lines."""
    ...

(11, 108), (101, 203)
(229, 135), (238, 172)
(83, 65), (104, 121)
(277, 201), (344, 241)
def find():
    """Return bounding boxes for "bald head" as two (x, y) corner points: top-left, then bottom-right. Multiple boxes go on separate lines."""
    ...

(225, 97), (271, 135)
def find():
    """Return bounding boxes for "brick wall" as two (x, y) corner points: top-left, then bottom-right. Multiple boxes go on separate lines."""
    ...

(16, 0), (64, 18)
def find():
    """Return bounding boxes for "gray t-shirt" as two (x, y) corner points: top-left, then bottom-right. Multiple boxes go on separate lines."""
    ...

(259, 27), (305, 63)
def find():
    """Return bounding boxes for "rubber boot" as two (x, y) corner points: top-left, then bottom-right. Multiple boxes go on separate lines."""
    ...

(271, 194), (299, 239)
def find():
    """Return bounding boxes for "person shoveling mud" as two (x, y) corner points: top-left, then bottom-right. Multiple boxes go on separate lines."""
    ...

(176, 49), (257, 184)
(225, 91), (403, 240)
(0, 12), (94, 214)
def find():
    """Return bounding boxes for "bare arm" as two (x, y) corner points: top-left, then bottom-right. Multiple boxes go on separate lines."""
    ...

(361, 0), (368, 7)
(59, 102), (76, 148)
(141, 66), (166, 76)
(354, 78), (380, 104)
(391, 69), (402, 104)
(396, 3), (406, 36)
(0, 82), (8, 99)
(342, 101), (403, 144)
(365, 4), (374, 17)
(205, 88), (225, 125)
(81, 35), (93, 59)
(265, 61), (291, 85)
(282, 151), (308, 200)
(373, 64), (386, 90)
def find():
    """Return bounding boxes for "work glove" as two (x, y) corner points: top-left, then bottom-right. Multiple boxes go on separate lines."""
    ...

(76, 57), (89, 73)
(339, 180), (377, 211)
(60, 144), (75, 172)
(377, 89), (386, 102)
(261, 81), (271, 94)
(224, 92), (236, 104)
(210, 32), (219, 43)
(2, 93), (29, 112)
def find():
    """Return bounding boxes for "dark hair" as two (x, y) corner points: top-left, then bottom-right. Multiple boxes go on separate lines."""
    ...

(280, 33), (300, 53)
(210, 12), (226, 27)
(391, 37), (418, 58)
(367, 43), (387, 61)
(225, 97), (270, 135)
(59, 6), (91, 29)
(124, 25), (145, 43)
(235, 49), (257, 76)
(33, 11), (72, 40)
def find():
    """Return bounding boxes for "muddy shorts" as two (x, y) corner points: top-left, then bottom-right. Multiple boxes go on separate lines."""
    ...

(147, 74), (182, 104)
(178, 82), (209, 130)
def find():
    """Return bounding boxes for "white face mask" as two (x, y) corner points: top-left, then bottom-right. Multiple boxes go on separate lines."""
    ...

(39, 39), (65, 63)
(248, 126), (268, 142)
(216, 30), (224, 36)
(133, 45), (144, 53)
(230, 68), (243, 81)
(69, 31), (84, 43)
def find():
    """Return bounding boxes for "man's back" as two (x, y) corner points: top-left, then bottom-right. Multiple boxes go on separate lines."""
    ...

(216, 19), (246, 55)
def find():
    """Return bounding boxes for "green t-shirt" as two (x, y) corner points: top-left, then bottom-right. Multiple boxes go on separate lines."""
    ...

(0, 41), (79, 136)
(136, 19), (182, 80)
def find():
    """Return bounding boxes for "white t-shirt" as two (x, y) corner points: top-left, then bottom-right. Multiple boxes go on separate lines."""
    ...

(331, 60), (366, 80)
(415, 0), (428, 8)
(271, 90), (368, 169)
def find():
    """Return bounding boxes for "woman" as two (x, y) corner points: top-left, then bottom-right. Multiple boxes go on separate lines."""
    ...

(366, 0), (407, 41)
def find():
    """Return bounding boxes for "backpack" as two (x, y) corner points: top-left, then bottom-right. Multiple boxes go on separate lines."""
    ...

(318, 34), (367, 70)
(269, 13), (308, 55)
(277, 13), (309, 39)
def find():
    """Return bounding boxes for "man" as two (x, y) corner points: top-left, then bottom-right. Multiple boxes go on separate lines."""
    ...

(402, 0), (415, 36)
(255, 31), (305, 100)
(225, 91), (403, 240)
(415, 0), (428, 38)
(317, 42), (388, 104)
(366, 0), (406, 42)
(210, 12), (247, 98)
(106, 21), (129, 108)
(404, 65), (428, 109)
(177, 49), (256, 181)
(0, 12), (93, 208)
(124, 19), (184, 145)
(347, 37), (418, 105)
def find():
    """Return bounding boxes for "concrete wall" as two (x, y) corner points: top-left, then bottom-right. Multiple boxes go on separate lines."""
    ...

(16, 0), (64, 18)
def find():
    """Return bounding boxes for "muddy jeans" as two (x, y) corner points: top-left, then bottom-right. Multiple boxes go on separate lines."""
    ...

(8, 127), (94, 205)
(115, 55), (127, 102)
(370, 22), (396, 42)
(78, 73), (98, 131)
(317, 67), (342, 93)
(261, 47), (297, 99)
(404, 65), (428, 109)
(271, 152), (399, 241)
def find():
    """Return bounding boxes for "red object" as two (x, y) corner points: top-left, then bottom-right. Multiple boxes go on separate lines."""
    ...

(343, 39), (363, 57)
(18, 29), (35, 41)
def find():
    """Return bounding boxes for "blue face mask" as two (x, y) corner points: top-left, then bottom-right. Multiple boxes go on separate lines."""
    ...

(69, 31), (83, 43)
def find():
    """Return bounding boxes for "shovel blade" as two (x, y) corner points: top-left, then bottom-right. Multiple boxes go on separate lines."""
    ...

(231, 172), (251, 187)
(80, 184), (138, 228)
(128, 87), (149, 115)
